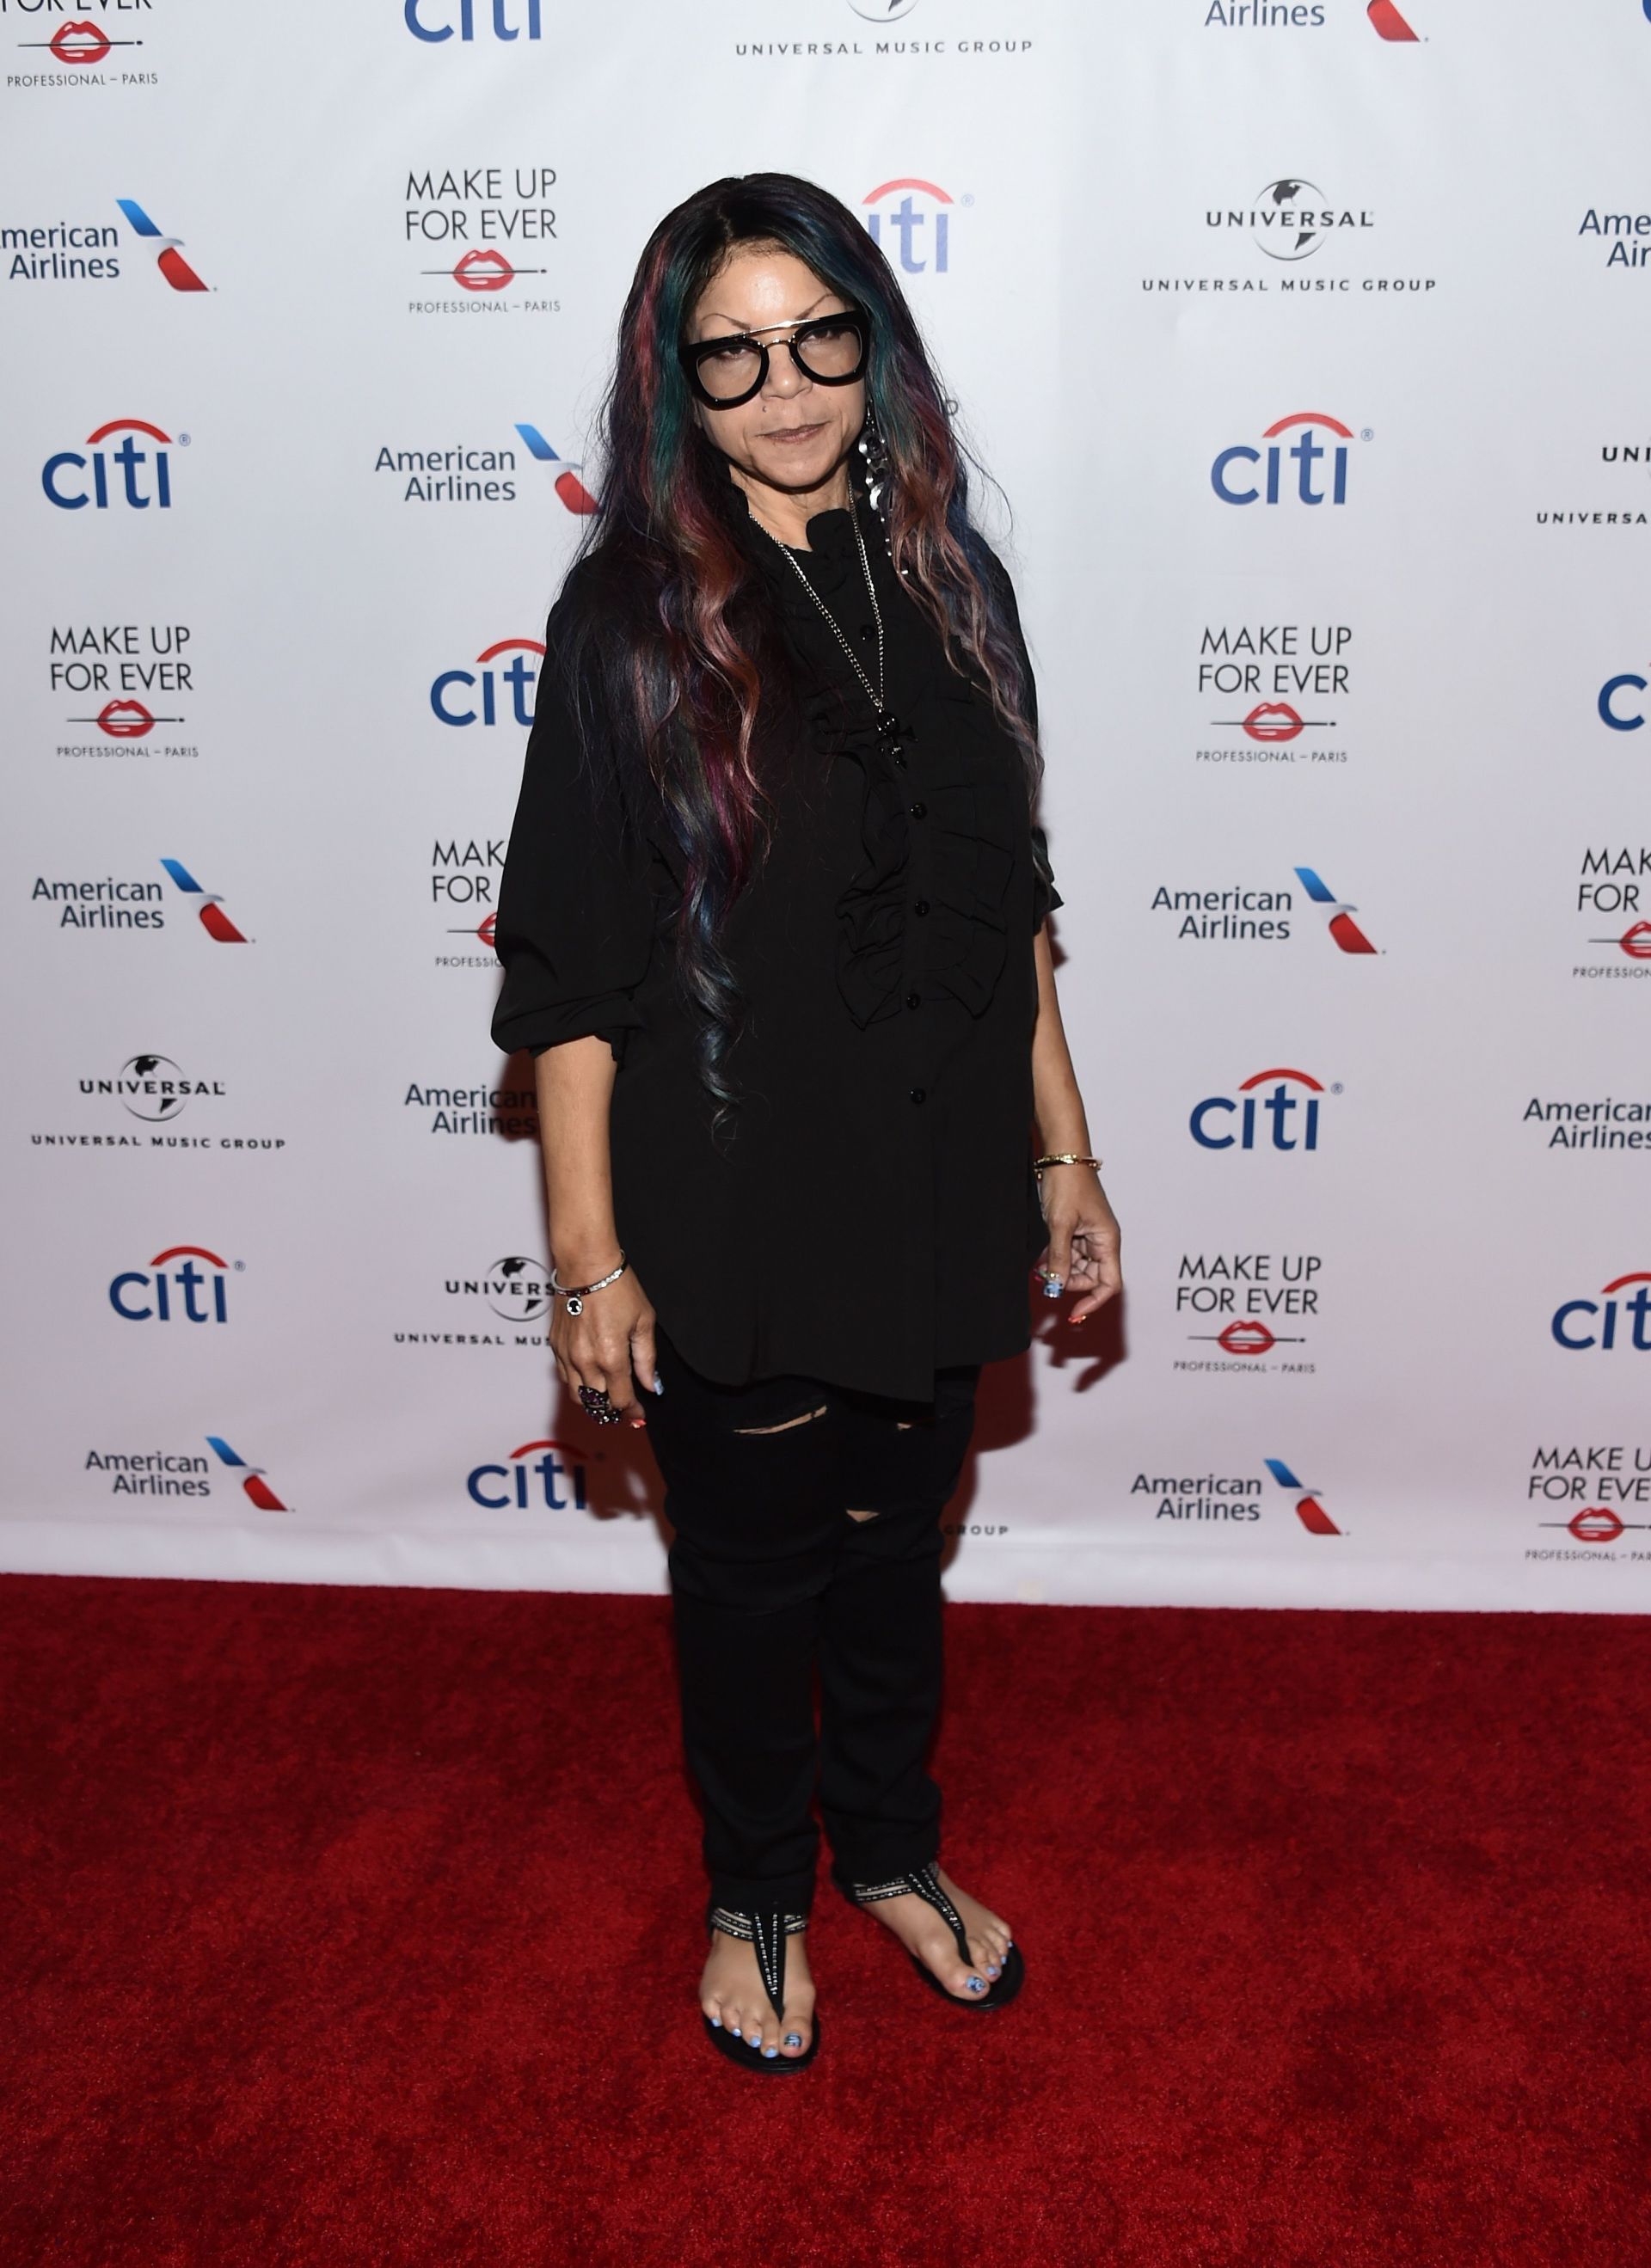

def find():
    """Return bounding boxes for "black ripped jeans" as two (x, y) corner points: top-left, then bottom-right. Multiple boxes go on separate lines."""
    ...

(645, 1327), (980, 1919)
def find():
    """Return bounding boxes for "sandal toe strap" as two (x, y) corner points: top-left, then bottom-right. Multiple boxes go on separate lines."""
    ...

(850, 1862), (971, 1964)
(709, 1907), (807, 2026)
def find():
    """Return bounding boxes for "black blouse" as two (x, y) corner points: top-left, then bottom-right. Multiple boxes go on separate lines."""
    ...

(490, 478), (1062, 1401)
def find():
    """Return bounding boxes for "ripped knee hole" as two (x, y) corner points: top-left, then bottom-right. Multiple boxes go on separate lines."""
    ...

(731, 1404), (829, 1437)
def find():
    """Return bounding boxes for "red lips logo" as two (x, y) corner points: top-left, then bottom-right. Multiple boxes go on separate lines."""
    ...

(1367, 1), (1419, 38)
(478, 910), (498, 951)
(1217, 1319), (1275, 1357)
(1569, 1507), (1623, 1544)
(1244, 702), (1305, 743)
(1619, 922), (1651, 960)
(98, 699), (156, 739)
(49, 22), (112, 64)
(452, 249), (516, 294)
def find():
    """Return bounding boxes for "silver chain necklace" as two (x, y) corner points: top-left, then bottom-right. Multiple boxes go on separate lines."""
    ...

(749, 491), (887, 724)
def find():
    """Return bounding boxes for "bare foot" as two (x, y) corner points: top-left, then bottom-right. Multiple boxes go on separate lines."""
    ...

(699, 1928), (816, 2059)
(860, 1867), (1011, 2001)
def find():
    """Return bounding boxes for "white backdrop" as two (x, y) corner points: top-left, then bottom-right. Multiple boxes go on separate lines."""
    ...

(3, 0), (1649, 1611)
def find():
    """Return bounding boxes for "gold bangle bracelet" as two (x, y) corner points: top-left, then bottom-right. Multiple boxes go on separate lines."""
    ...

(1034, 1152), (1102, 1175)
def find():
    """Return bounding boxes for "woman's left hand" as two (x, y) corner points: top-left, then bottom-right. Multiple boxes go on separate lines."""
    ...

(1036, 1165), (1122, 1325)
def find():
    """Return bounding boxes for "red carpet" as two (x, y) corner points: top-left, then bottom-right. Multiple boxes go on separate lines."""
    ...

(3, 1576), (1648, 2267)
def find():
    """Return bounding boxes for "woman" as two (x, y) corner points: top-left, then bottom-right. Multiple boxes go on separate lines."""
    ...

(492, 174), (1120, 2072)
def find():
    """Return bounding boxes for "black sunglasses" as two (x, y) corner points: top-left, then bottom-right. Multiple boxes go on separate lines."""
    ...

(678, 308), (869, 409)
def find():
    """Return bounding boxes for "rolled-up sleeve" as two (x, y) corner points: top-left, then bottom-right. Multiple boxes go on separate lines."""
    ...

(979, 542), (1064, 930)
(490, 592), (656, 1062)
(1030, 823), (1064, 929)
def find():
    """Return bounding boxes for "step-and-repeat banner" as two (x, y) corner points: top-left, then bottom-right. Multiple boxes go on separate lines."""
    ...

(3, 2), (1648, 1611)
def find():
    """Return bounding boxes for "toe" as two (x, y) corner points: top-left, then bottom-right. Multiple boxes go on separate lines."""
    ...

(933, 1946), (987, 2001)
(702, 1994), (724, 2029)
(971, 1927), (1008, 1978)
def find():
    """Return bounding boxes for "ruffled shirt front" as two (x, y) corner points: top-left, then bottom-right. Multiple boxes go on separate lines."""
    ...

(491, 478), (1061, 1401)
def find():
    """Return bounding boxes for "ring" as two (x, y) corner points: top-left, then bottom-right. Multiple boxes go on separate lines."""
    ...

(578, 1384), (623, 1425)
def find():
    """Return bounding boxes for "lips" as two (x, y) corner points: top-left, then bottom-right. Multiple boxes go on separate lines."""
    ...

(453, 249), (515, 293)
(98, 699), (156, 738)
(477, 910), (498, 951)
(1218, 1318), (1275, 1357)
(1570, 1507), (1623, 1544)
(1243, 702), (1304, 742)
(50, 22), (111, 63)
(1619, 922), (1651, 960)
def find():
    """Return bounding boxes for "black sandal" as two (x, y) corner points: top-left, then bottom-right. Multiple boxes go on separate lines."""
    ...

(845, 1862), (1025, 2011)
(702, 1904), (819, 2072)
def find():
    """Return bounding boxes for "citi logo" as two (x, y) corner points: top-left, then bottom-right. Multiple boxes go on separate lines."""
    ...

(206, 1436), (289, 1513)
(514, 426), (598, 514)
(1212, 413), (1359, 507)
(863, 179), (956, 275)
(109, 1245), (237, 1325)
(116, 201), (208, 293)
(1599, 672), (1646, 731)
(161, 860), (248, 943)
(404, 0), (543, 38)
(1294, 867), (1377, 953)
(1552, 1272), (1651, 1352)
(431, 637), (543, 727)
(1191, 1068), (1329, 1151)
(467, 1437), (588, 1511)
(1265, 1458), (1341, 1536)
(42, 419), (183, 511)
(1367, 2), (1419, 38)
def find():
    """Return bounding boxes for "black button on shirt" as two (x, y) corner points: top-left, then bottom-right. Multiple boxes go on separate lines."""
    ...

(492, 476), (1063, 1400)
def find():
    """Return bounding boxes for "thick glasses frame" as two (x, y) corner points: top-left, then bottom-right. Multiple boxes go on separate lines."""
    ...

(678, 307), (869, 409)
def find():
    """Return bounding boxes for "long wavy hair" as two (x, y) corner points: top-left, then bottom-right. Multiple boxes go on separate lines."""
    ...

(566, 170), (1041, 1120)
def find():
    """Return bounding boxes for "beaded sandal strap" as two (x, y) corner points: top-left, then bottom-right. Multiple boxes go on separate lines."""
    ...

(709, 1907), (807, 2031)
(709, 1908), (808, 1940)
(850, 1863), (971, 1964)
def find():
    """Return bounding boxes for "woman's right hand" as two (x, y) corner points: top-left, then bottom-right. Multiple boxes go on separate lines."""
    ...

(549, 1262), (659, 1426)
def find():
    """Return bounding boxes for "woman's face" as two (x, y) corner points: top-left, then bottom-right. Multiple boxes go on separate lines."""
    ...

(684, 244), (866, 500)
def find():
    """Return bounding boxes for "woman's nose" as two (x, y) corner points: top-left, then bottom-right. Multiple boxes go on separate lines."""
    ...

(762, 349), (807, 401)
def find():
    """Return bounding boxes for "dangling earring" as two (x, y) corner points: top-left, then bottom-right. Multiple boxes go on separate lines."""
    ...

(856, 399), (893, 544)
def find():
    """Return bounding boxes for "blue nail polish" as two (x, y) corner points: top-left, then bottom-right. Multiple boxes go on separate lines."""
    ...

(729, 2026), (741, 2038)
(653, 1377), (664, 1395)
(784, 2033), (802, 2049)
(763, 2046), (778, 2059)
(709, 2017), (721, 2028)
(986, 1965), (1001, 1977)
(967, 1977), (985, 1994)
(1042, 1279), (1062, 1299)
